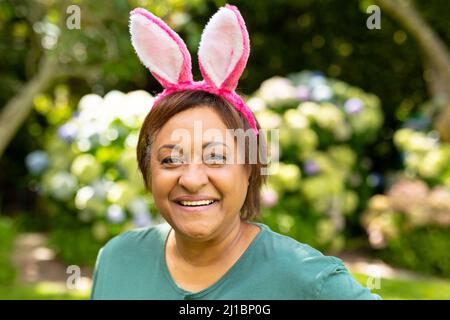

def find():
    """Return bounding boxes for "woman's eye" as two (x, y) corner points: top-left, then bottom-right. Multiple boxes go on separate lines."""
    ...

(204, 154), (226, 165)
(161, 157), (184, 166)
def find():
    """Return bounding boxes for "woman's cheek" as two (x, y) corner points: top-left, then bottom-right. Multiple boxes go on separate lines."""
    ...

(151, 169), (177, 205)
(209, 165), (248, 201)
(207, 167), (233, 191)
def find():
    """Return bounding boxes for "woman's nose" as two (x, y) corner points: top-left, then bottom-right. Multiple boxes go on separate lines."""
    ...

(178, 163), (209, 192)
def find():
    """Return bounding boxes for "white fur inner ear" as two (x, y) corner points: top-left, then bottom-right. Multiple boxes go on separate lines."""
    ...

(130, 14), (183, 84)
(198, 8), (244, 88)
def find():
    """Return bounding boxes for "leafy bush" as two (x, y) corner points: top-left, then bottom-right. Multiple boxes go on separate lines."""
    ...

(381, 227), (450, 278)
(249, 71), (384, 251)
(394, 128), (450, 185)
(26, 90), (164, 266)
(48, 226), (104, 267)
(0, 216), (17, 285)
(362, 107), (450, 277)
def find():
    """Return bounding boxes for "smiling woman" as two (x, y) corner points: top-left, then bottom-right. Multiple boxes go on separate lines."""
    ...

(139, 90), (265, 293)
(90, 4), (381, 300)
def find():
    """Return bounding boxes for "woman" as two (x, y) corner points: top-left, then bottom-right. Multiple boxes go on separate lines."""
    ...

(91, 5), (381, 300)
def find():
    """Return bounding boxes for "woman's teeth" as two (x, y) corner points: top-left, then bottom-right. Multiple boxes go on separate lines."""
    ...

(178, 200), (216, 207)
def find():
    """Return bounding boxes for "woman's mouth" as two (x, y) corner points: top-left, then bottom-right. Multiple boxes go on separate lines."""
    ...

(177, 199), (216, 206)
(173, 199), (219, 212)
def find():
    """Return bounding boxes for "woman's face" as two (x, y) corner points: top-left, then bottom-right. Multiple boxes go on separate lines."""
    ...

(150, 106), (250, 240)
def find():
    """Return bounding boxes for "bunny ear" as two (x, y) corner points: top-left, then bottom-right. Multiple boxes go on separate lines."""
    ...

(198, 5), (250, 91)
(129, 8), (193, 87)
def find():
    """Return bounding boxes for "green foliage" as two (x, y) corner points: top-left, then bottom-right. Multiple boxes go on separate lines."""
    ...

(381, 227), (450, 278)
(47, 226), (104, 267)
(0, 216), (17, 285)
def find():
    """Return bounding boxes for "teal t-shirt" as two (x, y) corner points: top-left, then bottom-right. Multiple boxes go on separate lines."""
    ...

(91, 222), (381, 300)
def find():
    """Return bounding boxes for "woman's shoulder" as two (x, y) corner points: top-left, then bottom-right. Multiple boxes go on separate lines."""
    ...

(101, 222), (170, 256)
(254, 223), (343, 275)
(255, 223), (381, 299)
(256, 222), (327, 260)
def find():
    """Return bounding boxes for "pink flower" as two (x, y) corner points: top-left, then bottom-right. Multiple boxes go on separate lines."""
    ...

(261, 186), (278, 208)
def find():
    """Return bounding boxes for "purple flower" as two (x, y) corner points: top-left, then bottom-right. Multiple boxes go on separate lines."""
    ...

(133, 211), (153, 228)
(344, 98), (364, 114)
(296, 85), (310, 101)
(57, 122), (77, 142)
(304, 160), (320, 175)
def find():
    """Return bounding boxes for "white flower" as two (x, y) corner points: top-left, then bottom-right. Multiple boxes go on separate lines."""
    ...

(78, 94), (103, 112)
(298, 101), (320, 119)
(127, 197), (150, 216)
(124, 133), (139, 149)
(75, 186), (95, 210)
(255, 110), (282, 129)
(408, 132), (437, 153)
(246, 96), (267, 112)
(133, 211), (153, 228)
(125, 90), (154, 117)
(314, 103), (345, 129)
(106, 204), (126, 224)
(284, 109), (309, 129)
(47, 171), (77, 200)
(419, 149), (448, 178)
(258, 77), (297, 104)
(106, 181), (136, 206)
(91, 179), (114, 198)
(311, 84), (332, 101)
(71, 154), (101, 183)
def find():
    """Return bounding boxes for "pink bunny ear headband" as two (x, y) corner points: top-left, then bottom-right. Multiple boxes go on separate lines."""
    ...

(129, 4), (259, 135)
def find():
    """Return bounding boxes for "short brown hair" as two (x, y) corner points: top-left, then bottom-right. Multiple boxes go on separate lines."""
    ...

(136, 90), (267, 220)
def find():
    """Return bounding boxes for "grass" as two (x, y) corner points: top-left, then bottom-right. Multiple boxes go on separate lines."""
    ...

(353, 273), (450, 300)
(0, 282), (90, 300)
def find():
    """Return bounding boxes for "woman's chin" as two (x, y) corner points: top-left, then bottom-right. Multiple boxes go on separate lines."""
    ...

(175, 220), (218, 240)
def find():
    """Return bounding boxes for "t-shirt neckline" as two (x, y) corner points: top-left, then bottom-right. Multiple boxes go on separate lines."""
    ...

(159, 221), (267, 299)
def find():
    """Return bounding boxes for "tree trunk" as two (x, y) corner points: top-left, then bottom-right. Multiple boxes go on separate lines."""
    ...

(423, 55), (450, 141)
(0, 56), (58, 158)
(375, 0), (450, 140)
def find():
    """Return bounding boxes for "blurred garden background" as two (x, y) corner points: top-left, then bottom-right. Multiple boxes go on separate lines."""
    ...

(1, 0), (450, 299)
